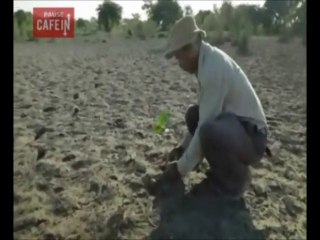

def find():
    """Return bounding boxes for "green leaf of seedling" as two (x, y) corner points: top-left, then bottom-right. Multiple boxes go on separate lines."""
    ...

(153, 110), (170, 134)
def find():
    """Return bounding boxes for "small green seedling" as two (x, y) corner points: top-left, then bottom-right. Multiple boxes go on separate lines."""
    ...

(153, 110), (170, 134)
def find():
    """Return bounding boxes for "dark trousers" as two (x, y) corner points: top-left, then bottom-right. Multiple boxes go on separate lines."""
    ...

(185, 105), (268, 199)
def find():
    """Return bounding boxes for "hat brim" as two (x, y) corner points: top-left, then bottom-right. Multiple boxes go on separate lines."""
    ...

(164, 29), (206, 59)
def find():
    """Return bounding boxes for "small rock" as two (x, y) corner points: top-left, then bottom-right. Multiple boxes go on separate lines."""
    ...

(37, 147), (47, 161)
(99, 184), (113, 201)
(72, 107), (79, 117)
(95, 83), (102, 88)
(82, 135), (90, 141)
(43, 106), (56, 113)
(52, 198), (70, 216)
(252, 182), (269, 197)
(35, 161), (61, 178)
(65, 234), (80, 240)
(14, 192), (22, 204)
(89, 180), (100, 195)
(107, 70), (113, 74)
(283, 196), (304, 216)
(145, 151), (164, 162)
(71, 159), (92, 170)
(123, 199), (131, 205)
(269, 181), (282, 191)
(95, 69), (103, 75)
(73, 93), (79, 100)
(100, 149), (109, 158)
(19, 103), (32, 109)
(109, 174), (119, 180)
(43, 232), (62, 240)
(14, 217), (47, 231)
(136, 189), (148, 198)
(53, 186), (64, 193)
(62, 154), (76, 162)
(35, 126), (47, 140)
(20, 113), (28, 118)
(134, 131), (145, 139)
(113, 118), (126, 128)
(284, 169), (296, 180)
(36, 179), (50, 192)
(135, 161), (147, 174)
(128, 178), (144, 191)
(115, 144), (126, 151)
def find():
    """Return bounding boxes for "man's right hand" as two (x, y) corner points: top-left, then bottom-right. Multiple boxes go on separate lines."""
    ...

(167, 145), (185, 162)
(158, 145), (184, 171)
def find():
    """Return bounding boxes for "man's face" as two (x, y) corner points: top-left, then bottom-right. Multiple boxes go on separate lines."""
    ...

(174, 44), (198, 74)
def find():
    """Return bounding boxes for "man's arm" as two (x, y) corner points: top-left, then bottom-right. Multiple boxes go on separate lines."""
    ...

(179, 132), (192, 149)
(177, 65), (227, 176)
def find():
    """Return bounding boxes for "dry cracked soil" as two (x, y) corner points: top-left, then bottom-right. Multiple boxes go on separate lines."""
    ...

(14, 34), (306, 240)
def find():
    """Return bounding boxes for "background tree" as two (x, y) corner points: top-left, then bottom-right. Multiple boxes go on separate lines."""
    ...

(142, 0), (156, 19)
(96, 0), (122, 32)
(195, 10), (211, 29)
(14, 10), (27, 30)
(219, 0), (233, 31)
(263, 0), (291, 34)
(286, 0), (306, 37)
(14, 10), (33, 40)
(148, 0), (183, 31)
(76, 18), (87, 29)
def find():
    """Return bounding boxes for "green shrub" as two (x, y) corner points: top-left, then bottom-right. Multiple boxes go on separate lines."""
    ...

(157, 32), (167, 38)
(26, 30), (38, 42)
(223, 31), (232, 42)
(256, 24), (264, 36)
(142, 20), (158, 38)
(202, 13), (216, 32)
(121, 19), (158, 40)
(206, 30), (224, 46)
(237, 30), (250, 55)
(230, 17), (252, 55)
(203, 14), (225, 46)
(278, 26), (292, 43)
(135, 22), (146, 40)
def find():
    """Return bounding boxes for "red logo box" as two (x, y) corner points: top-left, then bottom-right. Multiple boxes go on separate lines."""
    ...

(33, 7), (75, 38)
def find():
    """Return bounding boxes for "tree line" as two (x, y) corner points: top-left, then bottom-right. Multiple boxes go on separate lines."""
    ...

(14, 0), (305, 43)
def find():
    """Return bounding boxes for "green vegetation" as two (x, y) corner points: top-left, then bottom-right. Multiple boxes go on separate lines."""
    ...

(153, 110), (170, 134)
(14, 0), (306, 49)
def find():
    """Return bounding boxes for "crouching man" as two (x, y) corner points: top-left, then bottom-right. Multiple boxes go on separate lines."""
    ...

(144, 16), (269, 200)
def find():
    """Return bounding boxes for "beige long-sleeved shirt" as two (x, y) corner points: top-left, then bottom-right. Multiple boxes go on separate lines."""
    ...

(177, 41), (268, 176)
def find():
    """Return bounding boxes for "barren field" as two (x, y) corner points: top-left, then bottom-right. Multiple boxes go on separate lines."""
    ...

(14, 35), (306, 240)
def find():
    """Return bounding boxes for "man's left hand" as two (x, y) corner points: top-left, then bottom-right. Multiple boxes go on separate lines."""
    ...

(143, 162), (181, 196)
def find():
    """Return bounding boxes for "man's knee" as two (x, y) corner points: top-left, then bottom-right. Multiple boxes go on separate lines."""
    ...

(198, 120), (223, 145)
(185, 104), (199, 135)
(198, 113), (241, 150)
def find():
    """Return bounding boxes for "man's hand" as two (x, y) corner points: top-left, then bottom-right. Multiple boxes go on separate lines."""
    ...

(167, 146), (185, 162)
(143, 163), (182, 196)
(159, 145), (184, 171)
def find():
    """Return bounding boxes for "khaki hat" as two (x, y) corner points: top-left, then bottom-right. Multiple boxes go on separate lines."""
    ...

(165, 16), (206, 59)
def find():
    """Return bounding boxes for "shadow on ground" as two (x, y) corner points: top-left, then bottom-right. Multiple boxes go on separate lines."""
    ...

(147, 178), (266, 240)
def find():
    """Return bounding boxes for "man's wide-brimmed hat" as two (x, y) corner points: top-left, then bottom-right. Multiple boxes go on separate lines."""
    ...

(165, 16), (206, 59)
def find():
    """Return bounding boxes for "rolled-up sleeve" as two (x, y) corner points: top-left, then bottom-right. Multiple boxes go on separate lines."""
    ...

(177, 63), (227, 176)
